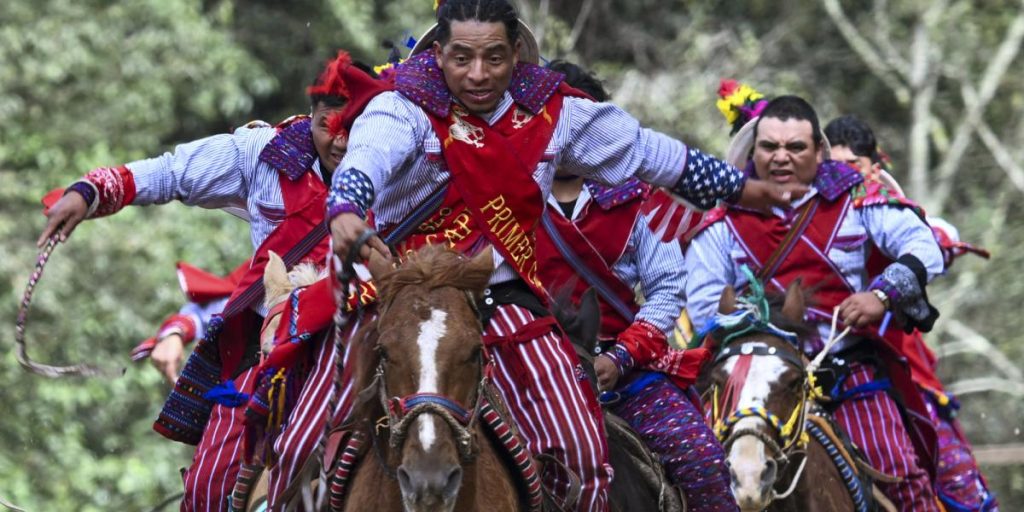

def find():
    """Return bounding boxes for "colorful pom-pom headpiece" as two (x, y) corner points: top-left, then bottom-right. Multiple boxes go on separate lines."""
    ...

(716, 79), (768, 136)
(307, 50), (394, 138)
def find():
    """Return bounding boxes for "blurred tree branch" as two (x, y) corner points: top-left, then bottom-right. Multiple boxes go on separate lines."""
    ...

(822, 0), (1024, 214)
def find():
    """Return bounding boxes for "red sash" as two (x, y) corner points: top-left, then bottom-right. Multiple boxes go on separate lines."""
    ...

(727, 197), (852, 321)
(409, 91), (567, 299)
(218, 169), (329, 379)
(536, 198), (641, 337)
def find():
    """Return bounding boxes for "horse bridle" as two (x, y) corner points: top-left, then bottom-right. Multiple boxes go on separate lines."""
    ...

(370, 350), (493, 464)
(710, 340), (814, 496)
(355, 251), (495, 467)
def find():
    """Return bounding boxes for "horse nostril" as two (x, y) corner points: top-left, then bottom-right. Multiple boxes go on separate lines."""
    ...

(761, 458), (778, 489)
(397, 465), (413, 496)
(443, 466), (463, 500)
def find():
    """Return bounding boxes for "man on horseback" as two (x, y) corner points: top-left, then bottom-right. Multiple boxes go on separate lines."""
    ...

(325, 1), (803, 509)
(38, 51), (387, 511)
(685, 95), (945, 511)
(130, 261), (246, 384)
(825, 114), (998, 511)
(534, 60), (737, 512)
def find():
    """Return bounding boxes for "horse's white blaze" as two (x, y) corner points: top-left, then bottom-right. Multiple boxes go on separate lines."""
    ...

(722, 349), (788, 509)
(416, 309), (448, 451)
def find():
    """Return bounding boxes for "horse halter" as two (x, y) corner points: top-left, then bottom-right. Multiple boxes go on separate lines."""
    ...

(373, 352), (493, 463)
(711, 341), (813, 461)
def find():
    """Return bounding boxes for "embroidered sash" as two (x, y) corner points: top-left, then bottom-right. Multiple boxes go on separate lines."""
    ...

(412, 92), (567, 299)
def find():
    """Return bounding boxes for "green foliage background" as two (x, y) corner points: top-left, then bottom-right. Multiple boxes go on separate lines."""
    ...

(0, 0), (1021, 509)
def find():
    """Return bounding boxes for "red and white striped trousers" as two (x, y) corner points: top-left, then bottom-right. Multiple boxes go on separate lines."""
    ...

(265, 320), (359, 508)
(484, 304), (610, 511)
(832, 363), (939, 512)
(180, 366), (259, 512)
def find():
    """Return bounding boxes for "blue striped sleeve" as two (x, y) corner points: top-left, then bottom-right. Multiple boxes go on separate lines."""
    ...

(127, 126), (274, 209)
(683, 222), (742, 332)
(613, 215), (686, 336)
(331, 92), (425, 205)
(558, 97), (745, 210)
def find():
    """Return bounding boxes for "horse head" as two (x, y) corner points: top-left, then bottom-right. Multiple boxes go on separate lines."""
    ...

(704, 281), (812, 511)
(352, 244), (494, 512)
(261, 251), (326, 354)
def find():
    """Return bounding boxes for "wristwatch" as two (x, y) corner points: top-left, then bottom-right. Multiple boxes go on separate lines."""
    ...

(871, 289), (891, 310)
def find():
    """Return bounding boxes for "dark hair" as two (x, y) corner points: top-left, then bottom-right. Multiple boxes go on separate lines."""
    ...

(754, 95), (822, 146)
(546, 60), (609, 102)
(824, 115), (880, 163)
(436, 0), (519, 46)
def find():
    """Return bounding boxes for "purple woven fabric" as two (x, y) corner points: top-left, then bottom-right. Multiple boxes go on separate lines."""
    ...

(395, 51), (565, 118)
(610, 373), (739, 511)
(586, 178), (647, 210)
(66, 181), (97, 208)
(258, 117), (316, 181)
(814, 160), (864, 201)
(922, 392), (999, 511)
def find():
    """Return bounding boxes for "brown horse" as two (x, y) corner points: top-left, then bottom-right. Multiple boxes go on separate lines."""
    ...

(702, 282), (894, 512)
(342, 245), (522, 512)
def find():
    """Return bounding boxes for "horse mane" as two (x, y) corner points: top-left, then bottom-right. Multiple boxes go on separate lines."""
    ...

(264, 261), (326, 308)
(345, 245), (490, 431)
(709, 289), (816, 346)
(374, 245), (493, 305)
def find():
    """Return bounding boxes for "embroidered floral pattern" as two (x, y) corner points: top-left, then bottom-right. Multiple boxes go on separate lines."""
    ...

(869, 262), (930, 321)
(83, 166), (136, 218)
(395, 51), (565, 118)
(814, 160), (864, 201)
(586, 178), (649, 210)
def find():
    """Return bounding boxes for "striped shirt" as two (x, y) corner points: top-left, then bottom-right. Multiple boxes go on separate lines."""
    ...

(125, 124), (325, 252)
(684, 188), (944, 343)
(548, 188), (685, 336)
(336, 90), (713, 285)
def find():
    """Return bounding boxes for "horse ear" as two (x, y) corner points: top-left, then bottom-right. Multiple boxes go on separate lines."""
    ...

(464, 246), (494, 292)
(366, 248), (395, 281)
(718, 285), (738, 314)
(577, 288), (601, 352)
(263, 251), (291, 305)
(781, 279), (806, 324)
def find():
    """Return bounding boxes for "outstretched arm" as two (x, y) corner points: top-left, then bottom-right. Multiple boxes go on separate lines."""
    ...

(40, 127), (265, 245)
(557, 97), (805, 212)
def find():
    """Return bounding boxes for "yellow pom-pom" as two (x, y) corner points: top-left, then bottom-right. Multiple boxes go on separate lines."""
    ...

(716, 82), (765, 126)
(433, 0), (439, 11)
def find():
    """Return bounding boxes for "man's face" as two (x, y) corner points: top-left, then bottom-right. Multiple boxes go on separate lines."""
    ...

(752, 117), (822, 187)
(829, 144), (873, 174)
(311, 101), (347, 174)
(434, 20), (520, 115)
